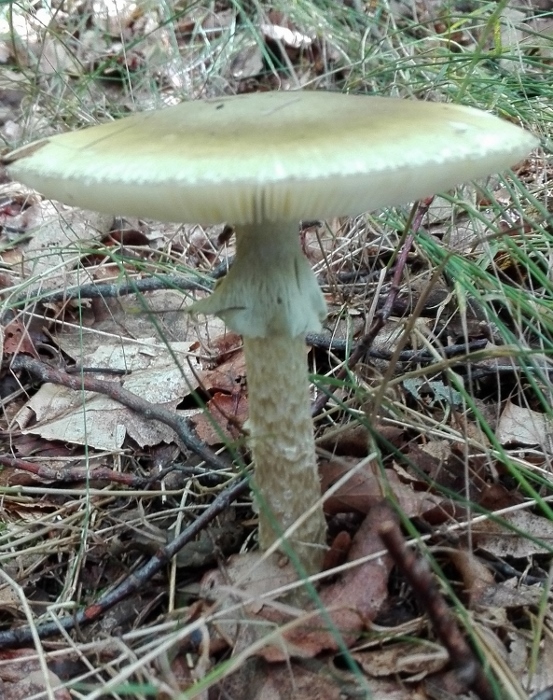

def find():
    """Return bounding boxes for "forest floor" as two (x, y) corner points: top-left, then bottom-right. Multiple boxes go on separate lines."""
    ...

(0, 1), (552, 698)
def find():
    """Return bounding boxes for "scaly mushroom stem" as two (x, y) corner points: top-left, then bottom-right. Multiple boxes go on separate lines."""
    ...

(244, 334), (326, 574)
(191, 222), (327, 573)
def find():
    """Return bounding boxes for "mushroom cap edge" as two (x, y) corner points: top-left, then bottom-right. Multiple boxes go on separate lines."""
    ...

(4, 91), (538, 225)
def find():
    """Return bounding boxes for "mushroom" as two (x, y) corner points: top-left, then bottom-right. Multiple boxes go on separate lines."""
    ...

(4, 91), (537, 575)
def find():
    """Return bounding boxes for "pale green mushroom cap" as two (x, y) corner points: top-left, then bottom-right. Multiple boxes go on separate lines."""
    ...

(4, 92), (538, 225)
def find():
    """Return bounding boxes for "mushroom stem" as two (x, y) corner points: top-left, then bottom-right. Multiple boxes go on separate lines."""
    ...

(192, 222), (326, 337)
(243, 334), (326, 574)
(191, 221), (327, 573)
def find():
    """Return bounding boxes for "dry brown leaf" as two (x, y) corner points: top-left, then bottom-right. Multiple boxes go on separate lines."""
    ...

(0, 584), (23, 617)
(200, 506), (393, 663)
(263, 666), (426, 700)
(447, 549), (495, 608)
(448, 542), (543, 611)
(261, 21), (313, 50)
(260, 504), (394, 661)
(198, 330), (243, 360)
(497, 401), (553, 449)
(257, 662), (343, 700)
(472, 509), (553, 558)
(479, 482), (523, 512)
(422, 668), (477, 700)
(507, 628), (553, 696)
(199, 349), (246, 394)
(360, 679), (427, 699)
(317, 423), (372, 457)
(3, 318), (38, 357)
(10, 200), (112, 281)
(321, 460), (442, 518)
(476, 576), (543, 609)
(15, 338), (200, 450)
(0, 649), (71, 699)
(37, 36), (80, 75)
(192, 391), (248, 445)
(191, 347), (247, 444)
(230, 41), (264, 80)
(320, 458), (384, 515)
(353, 640), (448, 681)
(91, 0), (139, 35)
(61, 289), (194, 346)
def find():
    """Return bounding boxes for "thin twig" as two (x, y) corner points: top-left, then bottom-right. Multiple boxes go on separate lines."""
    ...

(307, 334), (488, 362)
(11, 355), (231, 474)
(379, 517), (497, 700)
(32, 274), (213, 304)
(0, 454), (150, 487)
(24, 257), (232, 306)
(0, 477), (248, 648)
(0, 450), (227, 488)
